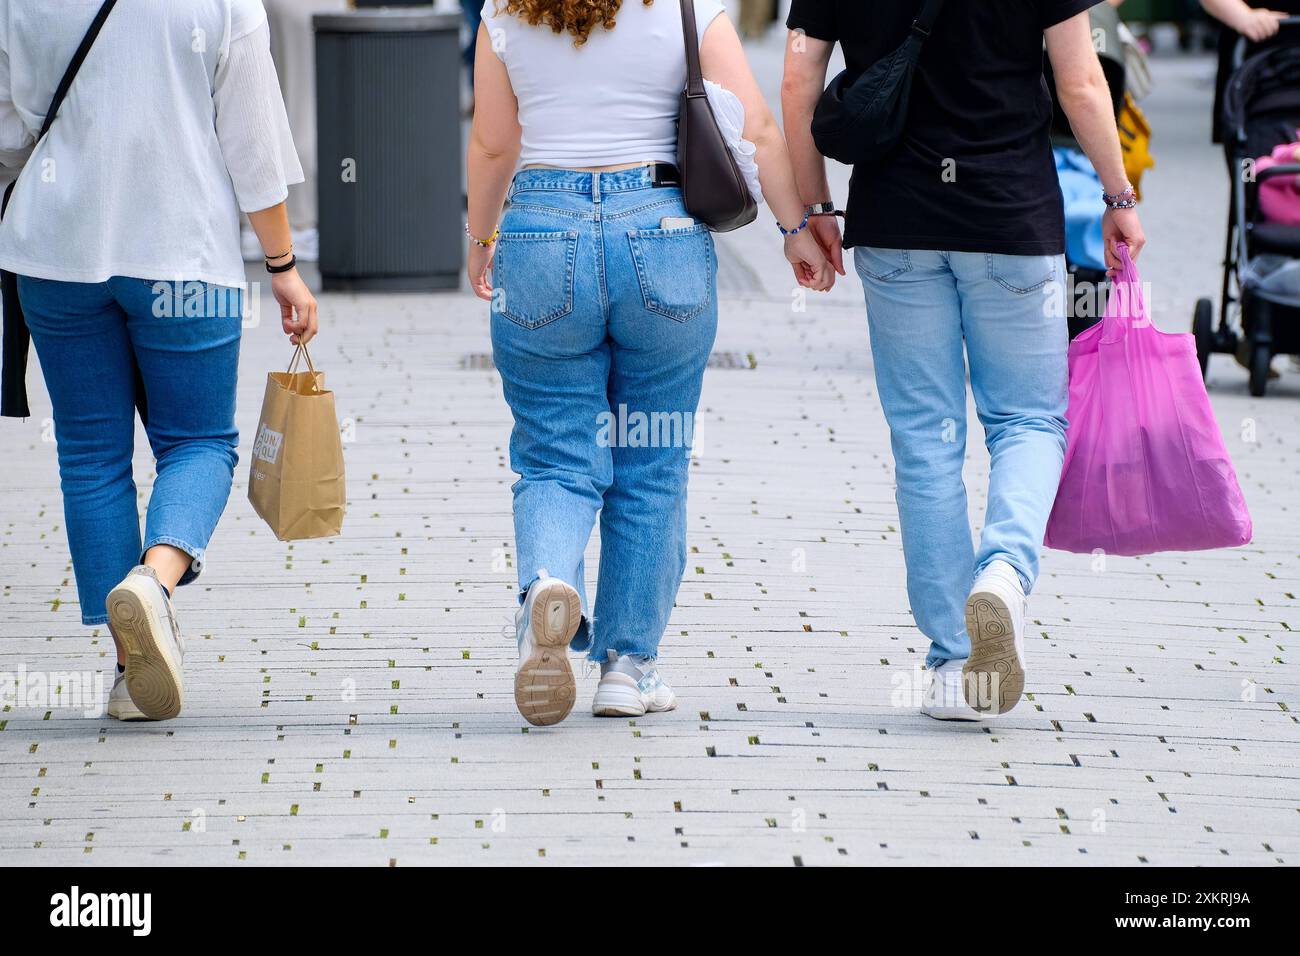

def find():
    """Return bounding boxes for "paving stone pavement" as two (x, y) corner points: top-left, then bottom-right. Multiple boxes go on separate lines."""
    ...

(0, 43), (1297, 867)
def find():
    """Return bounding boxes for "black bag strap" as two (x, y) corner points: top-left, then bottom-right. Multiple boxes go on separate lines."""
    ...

(3, 0), (116, 219)
(39, 0), (119, 141)
(912, 0), (946, 39)
(678, 0), (706, 99)
(2, 0), (118, 420)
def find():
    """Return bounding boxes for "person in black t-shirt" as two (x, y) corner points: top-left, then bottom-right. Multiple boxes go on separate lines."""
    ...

(782, 1), (1146, 720)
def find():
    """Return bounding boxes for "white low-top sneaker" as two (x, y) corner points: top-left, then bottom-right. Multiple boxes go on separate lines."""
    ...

(107, 671), (149, 721)
(591, 652), (677, 717)
(920, 660), (984, 721)
(106, 566), (186, 721)
(963, 559), (1027, 715)
(513, 576), (581, 726)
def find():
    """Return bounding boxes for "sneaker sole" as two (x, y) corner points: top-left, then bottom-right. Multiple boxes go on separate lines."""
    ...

(107, 582), (183, 721)
(963, 591), (1024, 716)
(514, 580), (580, 726)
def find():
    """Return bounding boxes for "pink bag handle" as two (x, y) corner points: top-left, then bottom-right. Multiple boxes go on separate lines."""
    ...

(1101, 242), (1146, 340)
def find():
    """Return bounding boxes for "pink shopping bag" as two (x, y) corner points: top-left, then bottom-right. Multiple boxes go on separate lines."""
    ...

(1044, 245), (1252, 557)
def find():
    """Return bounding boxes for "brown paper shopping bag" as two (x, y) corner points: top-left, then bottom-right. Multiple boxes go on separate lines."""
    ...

(248, 344), (346, 540)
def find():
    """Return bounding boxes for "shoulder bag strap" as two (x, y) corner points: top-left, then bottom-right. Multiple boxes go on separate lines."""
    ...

(2, 0), (118, 420)
(912, 0), (946, 39)
(3, 0), (117, 217)
(38, 0), (120, 141)
(678, 0), (706, 99)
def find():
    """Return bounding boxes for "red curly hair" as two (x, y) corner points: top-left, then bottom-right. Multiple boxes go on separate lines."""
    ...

(492, 0), (655, 47)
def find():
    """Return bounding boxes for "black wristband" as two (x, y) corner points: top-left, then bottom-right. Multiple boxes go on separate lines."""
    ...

(266, 255), (297, 275)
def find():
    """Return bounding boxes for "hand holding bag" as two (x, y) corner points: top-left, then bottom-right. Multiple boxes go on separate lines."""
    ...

(811, 0), (944, 166)
(248, 345), (347, 541)
(676, 0), (758, 232)
(1044, 245), (1252, 556)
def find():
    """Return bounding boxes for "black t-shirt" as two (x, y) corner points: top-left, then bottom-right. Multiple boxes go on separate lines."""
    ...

(786, 0), (1098, 255)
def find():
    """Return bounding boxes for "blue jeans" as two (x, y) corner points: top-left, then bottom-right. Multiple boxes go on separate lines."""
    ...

(18, 276), (242, 625)
(853, 248), (1069, 667)
(491, 166), (718, 661)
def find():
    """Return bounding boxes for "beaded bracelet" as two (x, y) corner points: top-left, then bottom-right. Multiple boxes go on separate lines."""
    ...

(466, 223), (500, 248)
(777, 212), (811, 236)
(1102, 184), (1137, 209)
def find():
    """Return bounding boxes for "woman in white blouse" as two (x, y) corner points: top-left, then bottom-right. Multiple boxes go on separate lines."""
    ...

(0, 0), (316, 721)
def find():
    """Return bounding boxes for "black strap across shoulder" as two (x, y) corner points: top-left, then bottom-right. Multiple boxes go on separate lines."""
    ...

(912, 0), (946, 38)
(2, 0), (118, 419)
(39, 0), (119, 141)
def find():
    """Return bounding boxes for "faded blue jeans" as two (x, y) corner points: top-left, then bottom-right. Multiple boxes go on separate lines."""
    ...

(490, 166), (718, 661)
(19, 276), (242, 625)
(854, 248), (1069, 667)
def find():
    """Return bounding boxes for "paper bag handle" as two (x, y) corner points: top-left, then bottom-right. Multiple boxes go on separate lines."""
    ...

(287, 343), (318, 376)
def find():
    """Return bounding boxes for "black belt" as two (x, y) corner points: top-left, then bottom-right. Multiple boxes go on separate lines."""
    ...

(650, 162), (681, 187)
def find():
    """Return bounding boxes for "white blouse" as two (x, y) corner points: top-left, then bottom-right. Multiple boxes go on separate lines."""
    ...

(0, 0), (303, 289)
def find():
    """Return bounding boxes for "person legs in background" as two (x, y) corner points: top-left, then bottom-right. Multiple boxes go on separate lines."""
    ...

(854, 249), (1068, 720)
(738, 0), (775, 39)
(19, 276), (242, 722)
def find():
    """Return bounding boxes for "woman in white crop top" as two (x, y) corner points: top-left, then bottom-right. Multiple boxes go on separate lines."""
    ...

(467, 0), (834, 727)
(0, 0), (317, 721)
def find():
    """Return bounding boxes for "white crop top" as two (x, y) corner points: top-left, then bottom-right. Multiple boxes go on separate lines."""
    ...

(480, 0), (728, 169)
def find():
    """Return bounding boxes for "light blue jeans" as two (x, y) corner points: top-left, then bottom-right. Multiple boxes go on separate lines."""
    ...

(854, 248), (1069, 667)
(19, 276), (242, 625)
(490, 166), (718, 661)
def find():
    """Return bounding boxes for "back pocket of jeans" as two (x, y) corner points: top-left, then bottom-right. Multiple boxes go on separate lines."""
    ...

(494, 231), (579, 329)
(627, 223), (714, 323)
(988, 254), (1058, 294)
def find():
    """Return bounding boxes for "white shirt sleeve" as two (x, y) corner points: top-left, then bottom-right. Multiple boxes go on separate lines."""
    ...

(0, 45), (35, 169)
(694, 0), (728, 42)
(212, 19), (304, 213)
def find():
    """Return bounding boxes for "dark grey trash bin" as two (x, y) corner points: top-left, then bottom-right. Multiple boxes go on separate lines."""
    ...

(314, 9), (462, 291)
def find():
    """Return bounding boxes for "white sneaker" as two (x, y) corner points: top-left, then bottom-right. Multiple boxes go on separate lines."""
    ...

(920, 660), (984, 721)
(963, 559), (1027, 715)
(513, 576), (580, 726)
(106, 566), (186, 721)
(591, 652), (677, 717)
(106, 671), (149, 721)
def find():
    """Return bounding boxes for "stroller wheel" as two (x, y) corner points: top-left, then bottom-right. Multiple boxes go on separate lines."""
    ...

(1249, 344), (1271, 397)
(1193, 298), (1214, 380)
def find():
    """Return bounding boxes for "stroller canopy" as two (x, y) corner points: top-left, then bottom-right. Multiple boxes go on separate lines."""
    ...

(1223, 45), (1300, 160)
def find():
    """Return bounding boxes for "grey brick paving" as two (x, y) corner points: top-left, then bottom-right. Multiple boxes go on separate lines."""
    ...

(0, 47), (1296, 866)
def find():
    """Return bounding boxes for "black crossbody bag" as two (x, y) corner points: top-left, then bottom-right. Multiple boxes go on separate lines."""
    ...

(811, 0), (945, 166)
(2, 0), (118, 419)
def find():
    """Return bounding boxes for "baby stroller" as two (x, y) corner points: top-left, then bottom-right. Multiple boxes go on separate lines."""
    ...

(1195, 17), (1300, 396)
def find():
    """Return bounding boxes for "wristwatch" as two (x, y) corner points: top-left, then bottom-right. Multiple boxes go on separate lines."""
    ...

(807, 200), (837, 216)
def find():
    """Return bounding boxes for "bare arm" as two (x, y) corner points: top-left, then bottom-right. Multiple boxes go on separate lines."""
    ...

(1202, 0), (1288, 41)
(780, 31), (834, 209)
(465, 25), (522, 301)
(247, 201), (318, 346)
(1046, 12), (1145, 267)
(779, 29), (843, 275)
(700, 15), (833, 290)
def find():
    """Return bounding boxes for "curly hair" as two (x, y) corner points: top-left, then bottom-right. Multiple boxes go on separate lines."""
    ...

(493, 0), (655, 47)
